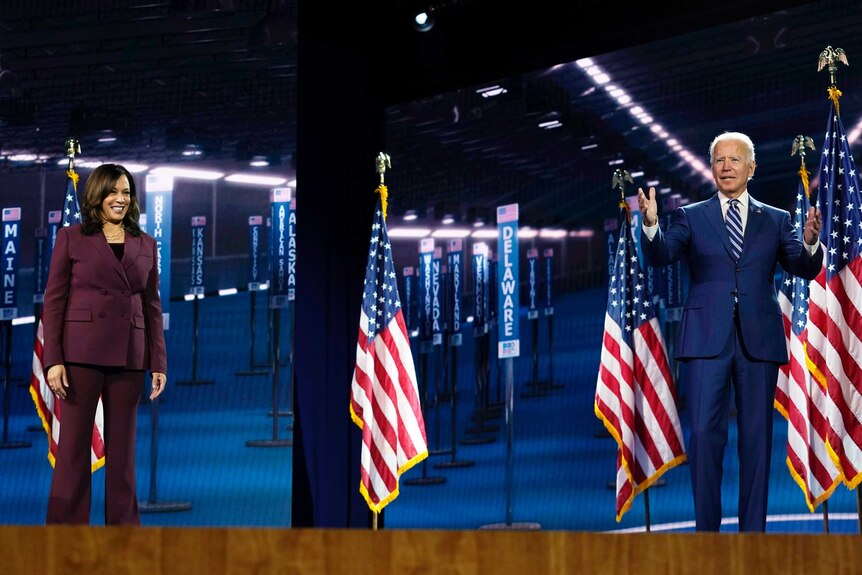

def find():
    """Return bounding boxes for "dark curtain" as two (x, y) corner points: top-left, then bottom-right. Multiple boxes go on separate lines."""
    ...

(292, 1), (385, 528)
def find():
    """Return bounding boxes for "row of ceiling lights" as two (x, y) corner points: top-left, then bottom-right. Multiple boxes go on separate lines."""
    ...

(4, 150), (277, 168)
(0, 156), (292, 186)
(388, 223), (592, 240)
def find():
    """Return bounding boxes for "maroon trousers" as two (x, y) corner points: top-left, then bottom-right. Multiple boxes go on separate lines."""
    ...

(46, 364), (144, 525)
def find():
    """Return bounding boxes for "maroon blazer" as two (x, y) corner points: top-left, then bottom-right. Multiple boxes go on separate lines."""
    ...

(42, 224), (167, 374)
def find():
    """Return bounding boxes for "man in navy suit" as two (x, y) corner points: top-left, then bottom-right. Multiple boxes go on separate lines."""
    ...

(637, 132), (823, 532)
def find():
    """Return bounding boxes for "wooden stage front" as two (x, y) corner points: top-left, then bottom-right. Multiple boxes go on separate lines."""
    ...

(1, 525), (859, 574)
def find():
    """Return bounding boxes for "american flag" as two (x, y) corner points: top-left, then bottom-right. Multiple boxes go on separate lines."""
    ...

(595, 201), (686, 521)
(774, 173), (841, 511)
(806, 96), (862, 489)
(349, 197), (428, 512)
(28, 169), (106, 471)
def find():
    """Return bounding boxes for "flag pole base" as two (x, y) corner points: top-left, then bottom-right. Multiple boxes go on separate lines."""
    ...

(460, 435), (496, 445)
(245, 439), (292, 448)
(528, 380), (565, 391)
(402, 476), (446, 486)
(466, 425), (499, 435)
(607, 478), (667, 490)
(594, 427), (614, 439)
(0, 440), (31, 449)
(472, 407), (503, 420)
(139, 396), (168, 406)
(139, 500), (192, 513)
(176, 379), (214, 386)
(434, 459), (475, 469)
(235, 370), (269, 376)
(479, 521), (541, 531)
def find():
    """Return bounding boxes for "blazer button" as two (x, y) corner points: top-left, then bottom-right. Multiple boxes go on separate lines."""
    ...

(735, 267), (741, 273)
(98, 311), (107, 318)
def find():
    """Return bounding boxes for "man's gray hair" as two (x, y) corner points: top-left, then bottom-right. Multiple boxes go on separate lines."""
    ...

(709, 131), (756, 163)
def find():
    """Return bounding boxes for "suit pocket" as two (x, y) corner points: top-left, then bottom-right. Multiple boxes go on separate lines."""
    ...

(133, 314), (146, 329)
(66, 309), (91, 322)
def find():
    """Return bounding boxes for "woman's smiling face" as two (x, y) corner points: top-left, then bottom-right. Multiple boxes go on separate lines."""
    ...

(100, 174), (131, 225)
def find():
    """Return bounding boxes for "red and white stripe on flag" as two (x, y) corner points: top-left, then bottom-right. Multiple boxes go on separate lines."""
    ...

(595, 314), (686, 521)
(807, 262), (862, 488)
(350, 309), (427, 512)
(29, 318), (105, 471)
(774, 290), (841, 510)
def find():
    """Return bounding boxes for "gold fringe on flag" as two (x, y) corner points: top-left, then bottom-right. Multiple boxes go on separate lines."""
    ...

(828, 86), (842, 117)
(799, 165), (810, 199)
(376, 184), (388, 221)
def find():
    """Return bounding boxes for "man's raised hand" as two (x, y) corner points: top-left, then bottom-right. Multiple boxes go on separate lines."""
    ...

(637, 187), (658, 227)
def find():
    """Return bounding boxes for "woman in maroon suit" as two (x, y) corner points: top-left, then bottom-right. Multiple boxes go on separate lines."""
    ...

(42, 163), (167, 525)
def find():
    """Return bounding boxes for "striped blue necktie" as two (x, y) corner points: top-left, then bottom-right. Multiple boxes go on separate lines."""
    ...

(726, 199), (743, 261)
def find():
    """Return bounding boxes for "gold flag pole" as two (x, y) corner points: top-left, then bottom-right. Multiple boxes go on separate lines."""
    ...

(790, 135), (815, 199)
(612, 168), (634, 223)
(375, 152), (391, 221)
(64, 138), (81, 188)
(371, 151), (391, 532)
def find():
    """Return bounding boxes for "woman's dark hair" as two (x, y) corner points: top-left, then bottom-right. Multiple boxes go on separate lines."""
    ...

(80, 163), (142, 236)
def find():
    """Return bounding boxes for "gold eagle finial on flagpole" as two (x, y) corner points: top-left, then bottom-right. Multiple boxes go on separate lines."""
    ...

(791, 135), (815, 199)
(64, 138), (81, 172)
(612, 168), (634, 205)
(612, 168), (634, 224)
(790, 135), (815, 164)
(818, 46), (848, 87)
(818, 46), (848, 115)
(375, 152), (391, 220)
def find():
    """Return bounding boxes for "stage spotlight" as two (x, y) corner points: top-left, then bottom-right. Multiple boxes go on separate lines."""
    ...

(414, 8), (434, 32)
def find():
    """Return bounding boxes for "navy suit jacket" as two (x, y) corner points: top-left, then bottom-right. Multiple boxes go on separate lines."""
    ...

(42, 224), (167, 374)
(641, 193), (823, 364)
